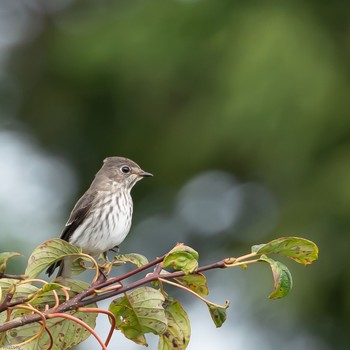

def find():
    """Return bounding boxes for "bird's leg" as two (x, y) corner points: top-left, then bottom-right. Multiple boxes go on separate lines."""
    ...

(98, 266), (108, 281)
(98, 252), (113, 278)
(109, 246), (127, 267)
(102, 251), (109, 262)
(101, 245), (119, 262)
(97, 251), (115, 278)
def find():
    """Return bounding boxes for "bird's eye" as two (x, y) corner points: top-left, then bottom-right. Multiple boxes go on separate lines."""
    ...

(121, 166), (131, 174)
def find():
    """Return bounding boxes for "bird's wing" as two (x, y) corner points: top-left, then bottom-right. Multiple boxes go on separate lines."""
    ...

(47, 191), (98, 277)
(60, 191), (97, 242)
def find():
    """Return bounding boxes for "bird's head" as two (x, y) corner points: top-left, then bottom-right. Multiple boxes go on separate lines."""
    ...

(99, 156), (153, 189)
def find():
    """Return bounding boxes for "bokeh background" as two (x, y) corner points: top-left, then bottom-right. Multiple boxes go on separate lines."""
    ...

(1, 1), (349, 349)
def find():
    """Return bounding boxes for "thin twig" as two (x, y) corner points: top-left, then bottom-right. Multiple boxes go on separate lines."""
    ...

(78, 307), (117, 347)
(47, 313), (107, 350)
(0, 285), (16, 313)
(10, 304), (47, 347)
(158, 277), (227, 309)
(0, 273), (25, 280)
(43, 324), (54, 350)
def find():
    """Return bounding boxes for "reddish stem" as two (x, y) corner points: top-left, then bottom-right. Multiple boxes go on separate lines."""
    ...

(47, 313), (107, 350)
(78, 307), (117, 347)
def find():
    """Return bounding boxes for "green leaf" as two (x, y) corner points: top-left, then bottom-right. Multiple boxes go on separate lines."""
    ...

(109, 286), (167, 345)
(0, 252), (21, 264)
(70, 256), (95, 275)
(27, 282), (66, 304)
(0, 279), (39, 323)
(207, 301), (230, 328)
(251, 244), (265, 252)
(5, 308), (97, 350)
(4, 279), (97, 350)
(113, 253), (149, 267)
(30, 278), (94, 311)
(174, 273), (209, 297)
(54, 277), (90, 294)
(0, 252), (21, 273)
(41, 282), (65, 293)
(0, 279), (38, 303)
(25, 239), (82, 278)
(251, 237), (318, 265)
(259, 255), (293, 299)
(158, 298), (190, 350)
(0, 278), (18, 299)
(2, 281), (67, 314)
(163, 244), (199, 274)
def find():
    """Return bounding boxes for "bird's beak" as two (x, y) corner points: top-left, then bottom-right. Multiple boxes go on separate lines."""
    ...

(138, 170), (153, 177)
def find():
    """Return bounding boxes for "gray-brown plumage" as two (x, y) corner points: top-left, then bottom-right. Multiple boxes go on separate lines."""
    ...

(46, 157), (152, 278)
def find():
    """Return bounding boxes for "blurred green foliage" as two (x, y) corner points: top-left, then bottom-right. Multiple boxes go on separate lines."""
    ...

(2, 0), (350, 348)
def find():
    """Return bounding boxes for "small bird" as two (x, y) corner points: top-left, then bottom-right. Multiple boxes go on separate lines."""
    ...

(46, 156), (152, 278)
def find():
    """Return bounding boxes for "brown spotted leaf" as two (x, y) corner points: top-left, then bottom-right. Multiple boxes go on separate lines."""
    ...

(259, 255), (293, 299)
(208, 301), (230, 328)
(252, 237), (318, 266)
(5, 308), (97, 350)
(163, 244), (199, 274)
(3, 280), (97, 350)
(158, 298), (190, 350)
(109, 286), (167, 345)
(174, 273), (208, 297)
(25, 239), (82, 278)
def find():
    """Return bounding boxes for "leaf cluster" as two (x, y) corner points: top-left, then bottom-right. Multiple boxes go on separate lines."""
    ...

(0, 237), (318, 349)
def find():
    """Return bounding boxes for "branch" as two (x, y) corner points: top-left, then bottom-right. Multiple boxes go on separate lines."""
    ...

(0, 286), (15, 313)
(0, 235), (319, 350)
(0, 272), (25, 280)
(0, 255), (228, 333)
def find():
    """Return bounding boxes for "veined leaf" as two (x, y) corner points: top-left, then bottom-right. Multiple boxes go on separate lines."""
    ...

(114, 253), (149, 268)
(163, 244), (199, 274)
(252, 237), (318, 265)
(5, 308), (97, 350)
(30, 278), (94, 311)
(25, 239), (82, 278)
(259, 255), (293, 299)
(40, 282), (65, 293)
(27, 282), (66, 305)
(174, 273), (208, 297)
(109, 286), (167, 345)
(208, 301), (230, 328)
(70, 256), (95, 275)
(4, 278), (97, 350)
(0, 278), (38, 303)
(158, 298), (190, 350)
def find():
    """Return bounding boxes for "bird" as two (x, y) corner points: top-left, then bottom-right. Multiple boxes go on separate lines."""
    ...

(46, 156), (152, 278)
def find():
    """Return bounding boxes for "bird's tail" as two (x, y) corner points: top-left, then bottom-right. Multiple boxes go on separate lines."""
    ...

(46, 257), (73, 278)
(46, 260), (61, 277)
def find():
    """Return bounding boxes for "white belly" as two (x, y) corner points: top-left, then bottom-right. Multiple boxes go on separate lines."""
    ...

(69, 194), (133, 255)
